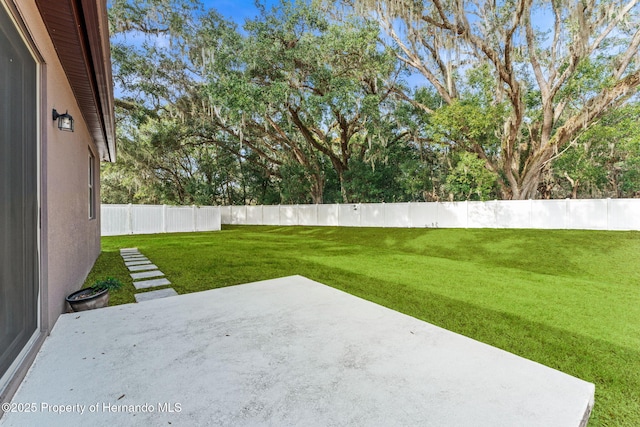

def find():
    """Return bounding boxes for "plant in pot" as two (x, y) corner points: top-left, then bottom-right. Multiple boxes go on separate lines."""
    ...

(66, 277), (124, 312)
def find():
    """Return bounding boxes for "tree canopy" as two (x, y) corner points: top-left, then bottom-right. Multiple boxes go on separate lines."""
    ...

(104, 0), (640, 204)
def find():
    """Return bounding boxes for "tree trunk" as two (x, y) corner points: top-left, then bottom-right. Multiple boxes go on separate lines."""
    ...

(310, 171), (324, 204)
(513, 149), (553, 200)
(564, 172), (579, 199)
(339, 171), (348, 203)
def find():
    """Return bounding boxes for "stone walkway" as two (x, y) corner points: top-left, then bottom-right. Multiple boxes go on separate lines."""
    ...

(120, 248), (177, 302)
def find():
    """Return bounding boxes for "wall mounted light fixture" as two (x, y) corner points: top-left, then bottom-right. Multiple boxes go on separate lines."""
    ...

(52, 109), (74, 132)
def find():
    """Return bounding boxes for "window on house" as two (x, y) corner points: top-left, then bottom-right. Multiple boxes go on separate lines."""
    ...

(89, 149), (96, 219)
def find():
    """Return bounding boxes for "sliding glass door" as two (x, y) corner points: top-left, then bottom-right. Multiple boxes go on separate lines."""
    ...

(0, 4), (39, 380)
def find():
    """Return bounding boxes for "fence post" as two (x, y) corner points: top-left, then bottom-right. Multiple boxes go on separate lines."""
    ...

(162, 204), (167, 233)
(465, 200), (469, 228)
(382, 202), (386, 228)
(127, 204), (133, 234)
(192, 205), (197, 231)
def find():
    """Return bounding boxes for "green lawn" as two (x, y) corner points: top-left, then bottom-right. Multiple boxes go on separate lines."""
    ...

(87, 225), (640, 426)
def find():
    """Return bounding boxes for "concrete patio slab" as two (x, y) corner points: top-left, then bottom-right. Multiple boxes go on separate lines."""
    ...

(127, 264), (158, 272)
(134, 288), (179, 302)
(129, 270), (164, 280)
(132, 278), (172, 290)
(0, 276), (593, 427)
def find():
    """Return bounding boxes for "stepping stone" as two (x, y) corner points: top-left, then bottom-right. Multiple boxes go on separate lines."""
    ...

(123, 257), (148, 262)
(125, 260), (152, 266)
(127, 264), (158, 272)
(122, 254), (146, 259)
(120, 247), (138, 253)
(135, 288), (178, 303)
(133, 278), (172, 290)
(130, 270), (165, 280)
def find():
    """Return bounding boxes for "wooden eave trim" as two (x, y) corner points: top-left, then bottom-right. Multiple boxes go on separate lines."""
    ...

(80, 0), (116, 162)
(35, 0), (116, 162)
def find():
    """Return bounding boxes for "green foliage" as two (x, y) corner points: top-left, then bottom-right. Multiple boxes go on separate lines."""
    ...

(341, 141), (422, 202)
(278, 162), (315, 204)
(91, 277), (124, 292)
(342, 159), (398, 202)
(92, 226), (640, 426)
(445, 152), (497, 201)
(429, 99), (506, 156)
(557, 57), (616, 104)
(464, 63), (499, 107)
(553, 104), (640, 198)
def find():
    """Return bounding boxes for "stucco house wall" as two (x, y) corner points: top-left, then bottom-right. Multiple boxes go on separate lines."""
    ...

(0, 0), (114, 408)
(14, 0), (103, 330)
(10, 0), (104, 335)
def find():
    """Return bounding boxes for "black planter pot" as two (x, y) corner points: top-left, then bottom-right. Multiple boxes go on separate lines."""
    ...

(66, 288), (109, 312)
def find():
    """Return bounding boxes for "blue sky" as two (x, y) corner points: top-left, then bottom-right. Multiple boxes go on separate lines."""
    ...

(202, 0), (277, 25)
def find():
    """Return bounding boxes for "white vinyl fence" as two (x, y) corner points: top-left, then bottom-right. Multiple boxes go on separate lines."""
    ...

(101, 204), (221, 236)
(219, 199), (640, 231)
(102, 199), (640, 235)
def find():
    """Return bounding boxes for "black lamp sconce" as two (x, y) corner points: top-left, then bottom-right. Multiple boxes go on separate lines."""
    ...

(52, 109), (74, 132)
